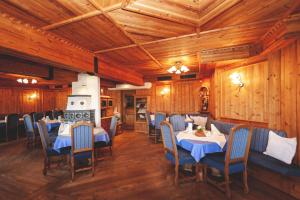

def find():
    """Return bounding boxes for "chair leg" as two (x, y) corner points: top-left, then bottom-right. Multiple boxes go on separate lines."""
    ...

(195, 164), (200, 182)
(174, 164), (179, 186)
(225, 174), (231, 199)
(71, 157), (74, 181)
(109, 146), (113, 156)
(43, 158), (48, 176)
(243, 169), (249, 194)
(155, 129), (157, 144)
(203, 165), (207, 182)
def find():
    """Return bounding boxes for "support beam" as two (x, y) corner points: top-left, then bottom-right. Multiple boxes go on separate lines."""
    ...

(0, 13), (144, 85)
(198, 0), (242, 26)
(41, 3), (122, 30)
(0, 13), (94, 72)
(88, 0), (163, 69)
(123, 1), (199, 26)
(94, 18), (278, 53)
(261, 13), (300, 55)
(261, 0), (300, 45)
(98, 56), (144, 86)
(200, 44), (261, 63)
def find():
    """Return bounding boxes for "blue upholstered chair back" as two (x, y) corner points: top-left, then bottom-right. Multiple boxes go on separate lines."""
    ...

(109, 116), (118, 139)
(71, 123), (94, 151)
(23, 114), (34, 135)
(226, 125), (252, 162)
(160, 121), (177, 155)
(37, 120), (51, 154)
(155, 112), (166, 129)
(146, 111), (151, 126)
(169, 115), (185, 132)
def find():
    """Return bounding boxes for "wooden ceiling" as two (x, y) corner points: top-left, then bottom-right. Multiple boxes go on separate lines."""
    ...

(0, 0), (299, 78)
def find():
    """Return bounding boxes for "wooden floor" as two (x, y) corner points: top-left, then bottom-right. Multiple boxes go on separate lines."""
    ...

(0, 131), (296, 200)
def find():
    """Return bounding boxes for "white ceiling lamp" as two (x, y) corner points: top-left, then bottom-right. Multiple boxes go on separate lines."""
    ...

(167, 61), (189, 74)
(16, 78), (38, 84)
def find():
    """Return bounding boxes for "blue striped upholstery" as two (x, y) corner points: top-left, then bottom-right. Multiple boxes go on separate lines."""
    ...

(170, 115), (185, 132)
(110, 116), (118, 138)
(229, 128), (249, 160)
(211, 120), (235, 135)
(161, 124), (174, 152)
(146, 111), (151, 126)
(72, 125), (93, 150)
(155, 112), (166, 129)
(161, 122), (196, 166)
(24, 114), (34, 134)
(250, 128), (286, 152)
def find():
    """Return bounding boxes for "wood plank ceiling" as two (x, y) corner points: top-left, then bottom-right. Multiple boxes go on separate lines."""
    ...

(0, 0), (299, 78)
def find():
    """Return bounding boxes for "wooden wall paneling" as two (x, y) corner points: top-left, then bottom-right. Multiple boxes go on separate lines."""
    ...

(219, 62), (268, 122)
(280, 42), (298, 164)
(0, 88), (19, 115)
(54, 89), (71, 110)
(42, 90), (56, 111)
(155, 84), (171, 113)
(267, 50), (281, 130)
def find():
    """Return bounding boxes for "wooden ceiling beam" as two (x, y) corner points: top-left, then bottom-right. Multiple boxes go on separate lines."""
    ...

(198, 0), (242, 27)
(41, 3), (122, 30)
(200, 44), (261, 63)
(261, 13), (300, 54)
(94, 18), (278, 53)
(0, 13), (94, 72)
(88, 0), (163, 69)
(123, 1), (199, 26)
(261, 0), (300, 46)
(0, 13), (144, 85)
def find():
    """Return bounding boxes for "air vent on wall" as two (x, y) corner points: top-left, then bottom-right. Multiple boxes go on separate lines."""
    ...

(157, 76), (172, 81)
(180, 73), (196, 79)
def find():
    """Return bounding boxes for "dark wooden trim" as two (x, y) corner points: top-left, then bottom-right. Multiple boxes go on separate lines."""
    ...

(219, 117), (269, 128)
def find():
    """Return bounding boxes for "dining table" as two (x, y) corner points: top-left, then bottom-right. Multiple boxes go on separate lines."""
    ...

(53, 126), (110, 152)
(175, 130), (226, 162)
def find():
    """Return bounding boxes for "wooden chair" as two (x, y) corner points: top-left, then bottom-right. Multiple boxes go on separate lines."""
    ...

(154, 112), (166, 143)
(71, 122), (95, 181)
(145, 111), (155, 139)
(160, 121), (199, 185)
(37, 120), (69, 175)
(94, 116), (118, 158)
(23, 114), (37, 148)
(169, 114), (186, 132)
(201, 124), (253, 198)
(6, 113), (19, 141)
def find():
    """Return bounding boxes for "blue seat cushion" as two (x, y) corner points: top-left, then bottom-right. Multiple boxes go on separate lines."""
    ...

(94, 141), (111, 148)
(47, 147), (69, 156)
(250, 128), (286, 153)
(249, 151), (300, 176)
(201, 152), (245, 174)
(165, 148), (196, 165)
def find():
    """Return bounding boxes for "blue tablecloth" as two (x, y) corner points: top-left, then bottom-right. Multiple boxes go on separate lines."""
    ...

(53, 129), (110, 151)
(175, 132), (223, 162)
(46, 122), (60, 132)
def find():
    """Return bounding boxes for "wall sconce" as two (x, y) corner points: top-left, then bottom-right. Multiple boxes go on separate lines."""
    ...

(230, 72), (244, 87)
(160, 87), (170, 96)
(28, 93), (37, 100)
(229, 72), (244, 96)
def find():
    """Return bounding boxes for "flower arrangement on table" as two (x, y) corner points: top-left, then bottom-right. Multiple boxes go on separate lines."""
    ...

(195, 125), (206, 137)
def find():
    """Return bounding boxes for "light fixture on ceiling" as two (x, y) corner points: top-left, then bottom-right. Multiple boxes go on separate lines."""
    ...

(17, 78), (37, 84)
(167, 61), (189, 74)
